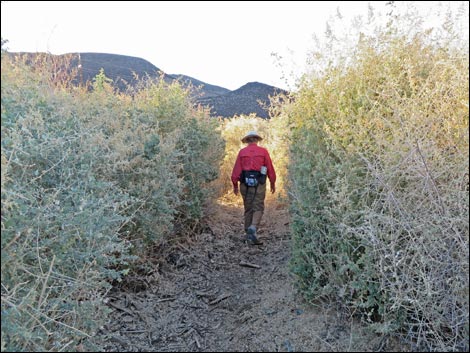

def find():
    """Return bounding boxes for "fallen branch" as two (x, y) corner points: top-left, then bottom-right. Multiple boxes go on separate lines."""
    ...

(194, 336), (201, 349)
(209, 293), (232, 305)
(195, 290), (212, 297)
(239, 261), (261, 269)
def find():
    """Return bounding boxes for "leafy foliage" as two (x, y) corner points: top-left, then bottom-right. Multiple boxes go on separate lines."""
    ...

(1, 52), (224, 351)
(286, 3), (469, 351)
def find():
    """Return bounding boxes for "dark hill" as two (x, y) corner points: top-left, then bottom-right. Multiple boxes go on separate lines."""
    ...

(7, 52), (287, 118)
(197, 82), (287, 118)
(77, 52), (172, 90)
(171, 74), (230, 99)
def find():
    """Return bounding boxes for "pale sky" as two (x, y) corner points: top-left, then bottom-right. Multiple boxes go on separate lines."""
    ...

(1, 1), (467, 91)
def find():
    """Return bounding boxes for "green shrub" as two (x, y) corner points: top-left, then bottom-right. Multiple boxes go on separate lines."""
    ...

(286, 3), (469, 351)
(1, 54), (225, 351)
(174, 113), (225, 227)
(125, 78), (225, 236)
(1, 56), (134, 351)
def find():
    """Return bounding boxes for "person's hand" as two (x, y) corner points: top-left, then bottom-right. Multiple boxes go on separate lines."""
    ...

(271, 184), (276, 194)
(233, 187), (239, 195)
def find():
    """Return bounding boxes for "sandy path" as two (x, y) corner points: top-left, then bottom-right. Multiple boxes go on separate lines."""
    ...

(98, 194), (389, 352)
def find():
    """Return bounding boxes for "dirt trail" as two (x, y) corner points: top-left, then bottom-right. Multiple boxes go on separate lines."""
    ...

(99, 194), (387, 352)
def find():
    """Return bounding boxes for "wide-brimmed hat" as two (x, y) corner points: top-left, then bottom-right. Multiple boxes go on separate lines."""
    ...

(241, 131), (263, 143)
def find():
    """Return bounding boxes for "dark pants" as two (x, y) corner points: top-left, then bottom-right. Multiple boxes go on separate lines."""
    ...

(240, 182), (266, 231)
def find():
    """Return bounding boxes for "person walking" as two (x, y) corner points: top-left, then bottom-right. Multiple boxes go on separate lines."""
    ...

(231, 131), (276, 245)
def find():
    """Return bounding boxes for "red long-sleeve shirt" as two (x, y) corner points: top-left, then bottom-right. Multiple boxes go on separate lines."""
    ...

(231, 143), (276, 188)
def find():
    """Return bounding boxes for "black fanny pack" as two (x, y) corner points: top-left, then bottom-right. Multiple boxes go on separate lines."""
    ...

(241, 170), (266, 187)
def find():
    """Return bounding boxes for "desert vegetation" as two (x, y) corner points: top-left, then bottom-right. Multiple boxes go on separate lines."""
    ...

(1, 2), (468, 352)
(1, 50), (224, 351)
(285, 3), (469, 351)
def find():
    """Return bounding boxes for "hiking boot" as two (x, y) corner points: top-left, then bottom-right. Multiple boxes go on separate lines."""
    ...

(246, 226), (263, 245)
(247, 234), (263, 245)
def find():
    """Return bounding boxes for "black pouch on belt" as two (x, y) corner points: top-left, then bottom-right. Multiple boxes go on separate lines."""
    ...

(242, 170), (261, 187)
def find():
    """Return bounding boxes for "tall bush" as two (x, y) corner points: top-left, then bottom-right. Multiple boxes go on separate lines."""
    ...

(1, 55), (134, 351)
(1, 52), (225, 351)
(127, 78), (225, 235)
(287, 3), (469, 350)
